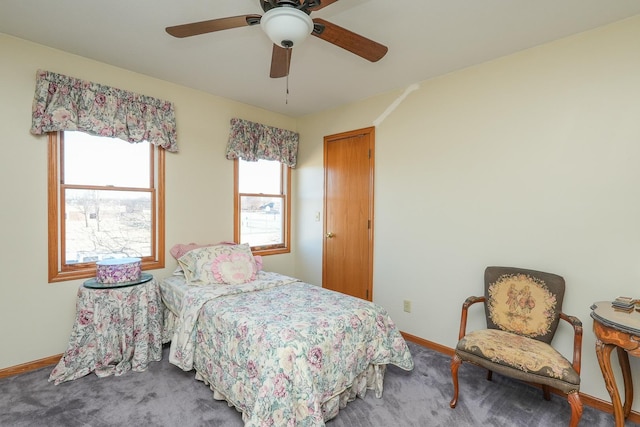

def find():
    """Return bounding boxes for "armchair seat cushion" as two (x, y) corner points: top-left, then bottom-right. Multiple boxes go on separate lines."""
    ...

(457, 329), (580, 388)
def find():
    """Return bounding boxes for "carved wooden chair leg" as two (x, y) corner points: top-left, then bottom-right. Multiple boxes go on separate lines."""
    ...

(542, 384), (551, 401)
(567, 391), (583, 427)
(450, 354), (462, 408)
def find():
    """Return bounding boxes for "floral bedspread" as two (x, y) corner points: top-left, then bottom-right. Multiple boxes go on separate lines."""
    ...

(166, 272), (413, 426)
(169, 271), (301, 370)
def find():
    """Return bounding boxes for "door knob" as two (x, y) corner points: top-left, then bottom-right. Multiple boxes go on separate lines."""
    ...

(325, 232), (335, 238)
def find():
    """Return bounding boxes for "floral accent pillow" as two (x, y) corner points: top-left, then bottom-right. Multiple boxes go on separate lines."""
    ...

(177, 243), (257, 285)
(211, 251), (256, 285)
(171, 242), (263, 274)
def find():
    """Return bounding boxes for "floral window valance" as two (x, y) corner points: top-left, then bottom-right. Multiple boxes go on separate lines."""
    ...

(30, 70), (178, 152)
(226, 118), (299, 168)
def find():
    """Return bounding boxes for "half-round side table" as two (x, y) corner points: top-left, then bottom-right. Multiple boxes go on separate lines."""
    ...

(591, 301), (640, 427)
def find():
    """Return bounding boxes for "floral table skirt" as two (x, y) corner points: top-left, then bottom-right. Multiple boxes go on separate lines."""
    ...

(49, 279), (163, 385)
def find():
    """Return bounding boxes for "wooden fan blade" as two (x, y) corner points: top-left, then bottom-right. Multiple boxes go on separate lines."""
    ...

(270, 44), (291, 78)
(166, 15), (261, 38)
(312, 18), (388, 62)
(308, 0), (339, 11)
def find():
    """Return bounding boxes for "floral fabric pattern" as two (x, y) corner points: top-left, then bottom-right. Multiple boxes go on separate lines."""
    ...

(226, 118), (299, 167)
(166, 272), (413, 426)
(95, 258), (141, 284)
(49, 279), (163, 385)
(31, 70), (178, 152)
(488, 273), (557, 338)
(211, 251), (256, 284)
(177, 243), (257, 286)
(458, 329), (579, 384)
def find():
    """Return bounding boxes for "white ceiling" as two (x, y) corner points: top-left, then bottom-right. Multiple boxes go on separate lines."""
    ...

(2, 0), (640, 117)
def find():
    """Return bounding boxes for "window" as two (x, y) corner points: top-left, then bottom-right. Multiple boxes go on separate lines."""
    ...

(48, 131), (165, 282)
(234, 159), (290, 255)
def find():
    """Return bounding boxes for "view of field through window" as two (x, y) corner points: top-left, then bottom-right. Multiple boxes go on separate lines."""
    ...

(63, 132), (153, 264)
(238, 159), (284, 247)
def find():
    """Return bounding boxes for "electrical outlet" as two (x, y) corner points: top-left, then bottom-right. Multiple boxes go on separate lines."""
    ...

(315, 212), (320, 222)
(403, 300), (411, 313)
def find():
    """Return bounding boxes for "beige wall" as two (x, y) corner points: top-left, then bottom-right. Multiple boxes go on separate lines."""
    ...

(296, 15), (640, 409)
(0, 34), (296, 369)
(2, 14), (640, 410)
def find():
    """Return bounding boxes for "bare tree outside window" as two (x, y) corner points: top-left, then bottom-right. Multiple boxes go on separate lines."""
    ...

(48, 131), (165, 282)
(64, 189), (152, 264)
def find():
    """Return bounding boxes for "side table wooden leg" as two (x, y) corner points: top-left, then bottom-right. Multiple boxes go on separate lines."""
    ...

(595, 339), (624, 427)
(616, 346), (633, 418)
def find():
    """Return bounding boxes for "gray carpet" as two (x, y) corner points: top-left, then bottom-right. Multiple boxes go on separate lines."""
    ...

(0, 341), (637, 426)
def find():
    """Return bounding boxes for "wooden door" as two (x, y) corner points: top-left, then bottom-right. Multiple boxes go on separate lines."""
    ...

(322, 127), (374, 301)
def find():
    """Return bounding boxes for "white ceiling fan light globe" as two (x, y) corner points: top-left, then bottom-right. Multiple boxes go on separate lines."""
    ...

(260, 7), (314, 47)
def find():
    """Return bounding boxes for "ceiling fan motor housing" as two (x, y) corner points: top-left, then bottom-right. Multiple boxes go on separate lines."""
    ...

(260, 6), (314, 47)
(262, 0), (319, 12)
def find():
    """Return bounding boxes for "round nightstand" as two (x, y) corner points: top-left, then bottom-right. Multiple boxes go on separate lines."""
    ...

(49, 276), (163, 384)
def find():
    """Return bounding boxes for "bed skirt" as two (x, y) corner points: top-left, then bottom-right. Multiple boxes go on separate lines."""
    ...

(195, 362), (387, 425)
(161, 306), (177, 344)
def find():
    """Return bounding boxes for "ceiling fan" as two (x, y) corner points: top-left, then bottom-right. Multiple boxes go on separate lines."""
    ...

(166, 0), (388, 78)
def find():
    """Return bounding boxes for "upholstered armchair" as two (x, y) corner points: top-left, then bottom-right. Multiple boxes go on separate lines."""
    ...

(449, 267), (583, 427)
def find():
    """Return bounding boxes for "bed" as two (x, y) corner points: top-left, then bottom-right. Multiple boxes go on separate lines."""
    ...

(160, 243), (414, 426)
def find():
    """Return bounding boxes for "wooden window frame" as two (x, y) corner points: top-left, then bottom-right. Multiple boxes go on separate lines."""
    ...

(233, 159), (291, 256)
(47, 131), (165, 283)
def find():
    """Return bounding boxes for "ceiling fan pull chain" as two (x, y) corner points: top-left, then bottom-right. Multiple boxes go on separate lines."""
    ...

(285, 47), (291, 104)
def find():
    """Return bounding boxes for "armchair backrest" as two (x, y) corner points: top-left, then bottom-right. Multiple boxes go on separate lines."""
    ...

(484, 266), (565, 344)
